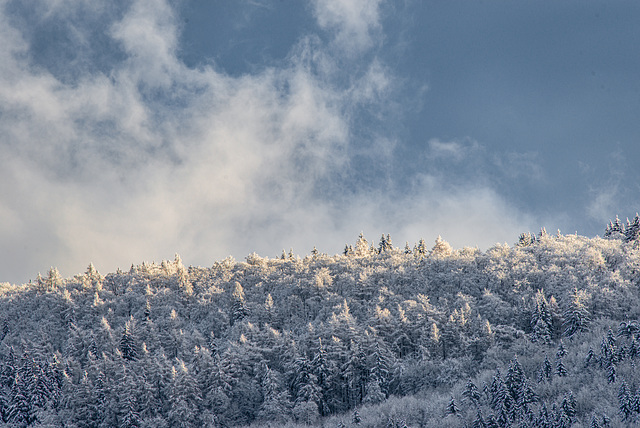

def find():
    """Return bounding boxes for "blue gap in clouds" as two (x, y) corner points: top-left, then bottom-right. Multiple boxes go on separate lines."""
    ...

(177, 0), (315, 75)
(5, 0), (129, 83)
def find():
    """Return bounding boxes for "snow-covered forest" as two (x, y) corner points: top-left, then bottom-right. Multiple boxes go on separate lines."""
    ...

(2, 217), (640, 427)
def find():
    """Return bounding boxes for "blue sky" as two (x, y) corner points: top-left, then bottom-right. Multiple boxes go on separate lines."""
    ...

(1, 0), (639, 284)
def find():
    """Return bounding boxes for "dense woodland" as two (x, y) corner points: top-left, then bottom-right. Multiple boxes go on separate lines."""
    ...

(2, 216), (640, 427)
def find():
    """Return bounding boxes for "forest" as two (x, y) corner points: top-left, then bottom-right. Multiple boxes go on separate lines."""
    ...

(1, 216), (640, 427)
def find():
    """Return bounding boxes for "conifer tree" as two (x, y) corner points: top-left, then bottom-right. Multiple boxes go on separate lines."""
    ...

(415, 238), (427, 257)
(463, 378), (481, 406)
(7, 372), (33, 426)
(556, 342), (567, 377)
(446, 396), (459, 416)
(563, 287), (590, 338)
(561, 391), (577, 424)
(472, 408), (486, 428)
(625, 213), (640, 242)
(431, 235), (453, 257)
(607, 361), (616, 384)
(618, 381), (632, 420)
(120, 394), (142, 428)
(354, 233), (370, 257)
(231, 282), (249, 326)
(120, 319), (138, 362)
(352, 409), (361, 425)
(168, 360), (202, 428)
(505, 357), (525, 404)
(311, 338), (331, 416)
(257, 363), (290, 424)
(538, 355), (553, 382)
(530, 289), (553, 343)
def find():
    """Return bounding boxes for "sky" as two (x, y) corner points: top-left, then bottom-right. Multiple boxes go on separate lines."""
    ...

(1, 0), (639, 284)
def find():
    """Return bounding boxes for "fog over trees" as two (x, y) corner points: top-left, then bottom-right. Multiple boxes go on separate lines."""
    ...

(1, 217), (640, 427)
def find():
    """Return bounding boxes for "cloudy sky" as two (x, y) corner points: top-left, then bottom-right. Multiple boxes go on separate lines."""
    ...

(1, 0), (639, 283)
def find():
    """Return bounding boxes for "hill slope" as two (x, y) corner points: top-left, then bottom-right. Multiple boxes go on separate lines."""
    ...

(1, 227), (640, 427)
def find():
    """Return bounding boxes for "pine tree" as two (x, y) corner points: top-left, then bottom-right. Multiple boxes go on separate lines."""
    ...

(432, 235), (453, 257)
(530, 289), (553, 343)
(352, 409), (361, 425)
(561, 391), (577, 424)
(415, 238), (427, 257)
(611, 216), (624, 237)
(144, 300), (151, 322)
(632, 385), (640, 414)
(604, 220), (614, 237)
(472, 408), (486, 428)
(539, 355), (553, 382)
(257, 363), (290, 424)
(563, 287), (590, 338)
(555, 341), (567, 377)
(354, 233), (370, 257)
(343, 340), (367, 407)
(463, 378), (481, 406)
(291, 354), (320, 422)
(120, 319), (138, 361)
(556, 357), (567, 377)
(7, 372), (33, 426)
(505, 357), (525, 404)
(231, 282), (249, 326)
(311, 338), (331, 416)
(584, 347), (597, 368)
(618, 381), (632, 420)
(446, 396), (459, 416)
(518, 232), (535, 247)
(378, 234), (388, 254)
(120, 394), (141, 428)
(168, 360), (202, 428)
(625, 213), (640, 242)
(368, 342), (392, 398)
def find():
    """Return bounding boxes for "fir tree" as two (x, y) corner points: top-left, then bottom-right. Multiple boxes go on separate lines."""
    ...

(563, 287), (590, 338)
(415, 238), (427, 257)
(530, 289), (553, 343)
(120, 394), (141, 428)
(231, 282), (249, 326)
(584, 347), (596, 368)
(168, 360), (202, 428)
(257, 363), (290, 424)
(120, 319), (138, 362)
(539, 355), (553, 382)
(472, 408), (486, 428)
(463, 378), (481, 406)
(561, 391), (577, 424)
(352, 409), (361, 425)
(625, 213), (640, 242)
(555, 341), (567, 377)
(446, 396), (459, 416)
(618, 381), (632, 420)
(505, 356), (525, 404)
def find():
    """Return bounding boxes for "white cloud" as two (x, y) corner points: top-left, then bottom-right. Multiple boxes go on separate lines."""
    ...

(312, 0), (383, 54)
(426, 138), (480, 162)
(0, 0), (539, 284)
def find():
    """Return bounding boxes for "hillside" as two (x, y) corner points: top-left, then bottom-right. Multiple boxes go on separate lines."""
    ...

(2, 221), (640, 427)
